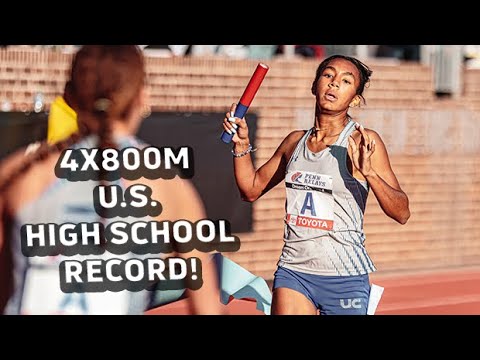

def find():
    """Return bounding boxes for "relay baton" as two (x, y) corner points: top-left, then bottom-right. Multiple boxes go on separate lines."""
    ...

(221, 63), (269, 144)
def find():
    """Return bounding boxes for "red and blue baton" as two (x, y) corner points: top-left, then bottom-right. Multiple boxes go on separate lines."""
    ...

(221, 63), (269, 144)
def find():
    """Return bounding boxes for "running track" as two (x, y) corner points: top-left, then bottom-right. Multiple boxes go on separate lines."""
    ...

(371, 266), (480, 315)
(147, 267), (480, 315)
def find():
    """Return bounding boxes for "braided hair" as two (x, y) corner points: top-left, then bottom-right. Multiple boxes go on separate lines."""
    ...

(0, 45), (146, 195)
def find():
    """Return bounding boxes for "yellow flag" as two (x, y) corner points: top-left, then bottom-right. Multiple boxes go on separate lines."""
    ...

(47, 96), (78, 144)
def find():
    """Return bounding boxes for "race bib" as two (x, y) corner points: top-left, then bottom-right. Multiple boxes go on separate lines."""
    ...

(285, 170), (334, 231)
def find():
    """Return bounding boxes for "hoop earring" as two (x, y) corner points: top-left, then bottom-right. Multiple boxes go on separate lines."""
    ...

(142, 104), (152, 119)
(349, 99), (360, 108)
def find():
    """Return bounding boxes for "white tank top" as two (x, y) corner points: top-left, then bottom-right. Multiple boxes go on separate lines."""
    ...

(278, 120), (377, 276)
(4, 135), (152, 315)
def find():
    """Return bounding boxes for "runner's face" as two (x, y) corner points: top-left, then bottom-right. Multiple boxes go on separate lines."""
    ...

(316, 58), (360, 112)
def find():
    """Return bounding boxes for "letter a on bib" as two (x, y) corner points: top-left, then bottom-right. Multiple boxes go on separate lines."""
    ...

(301, 192), (316, 216)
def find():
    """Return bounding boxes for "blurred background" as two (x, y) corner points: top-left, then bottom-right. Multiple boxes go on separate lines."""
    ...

(1, 44), (480, 314)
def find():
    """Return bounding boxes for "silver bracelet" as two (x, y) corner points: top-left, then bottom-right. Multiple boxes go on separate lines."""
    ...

(231, 144), (257, 158)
